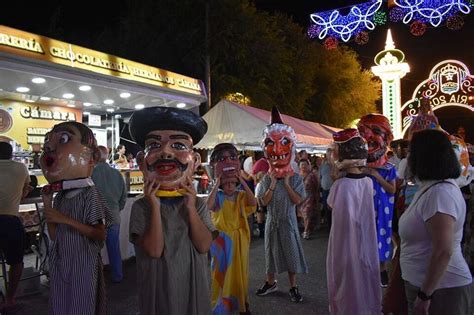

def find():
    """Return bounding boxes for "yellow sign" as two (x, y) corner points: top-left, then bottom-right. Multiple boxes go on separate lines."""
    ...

(0, 100), (82, 149)
(0, 25), (205, 96)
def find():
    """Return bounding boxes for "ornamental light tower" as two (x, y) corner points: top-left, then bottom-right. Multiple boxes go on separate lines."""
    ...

(372, 30), (410, 139)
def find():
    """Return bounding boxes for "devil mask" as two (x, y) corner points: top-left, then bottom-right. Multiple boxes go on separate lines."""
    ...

(357, 114), (393, 168)
(210, 143), (240, 186)
(129, 107), (207, 192)
(40, 121), (98, 183)
(262, 106), (297, 178)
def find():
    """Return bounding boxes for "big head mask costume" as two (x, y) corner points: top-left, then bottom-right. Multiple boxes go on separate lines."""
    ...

(357, 114), (393, 168)
(40, 121), (99, 184)
(128, 107), (207, 193)
(450, 134), (473, 187)
(261, 106), (297, 178)
(210, 143), (241, 186)
(332, 128), (368, 170)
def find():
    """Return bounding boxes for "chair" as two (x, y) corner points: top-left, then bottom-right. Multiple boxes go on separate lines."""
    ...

(0, 250), (8, 303)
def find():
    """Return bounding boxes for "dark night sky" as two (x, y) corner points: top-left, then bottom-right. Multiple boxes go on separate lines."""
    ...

(1, 1), (473, 114)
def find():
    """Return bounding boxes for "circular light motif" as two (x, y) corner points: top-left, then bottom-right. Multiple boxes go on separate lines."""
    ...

(40, 96), (51, 101)
(324, 36), (339, 49)
(104, 99), (114, 105)
(134, 104), (145, 110)
(120, 92), (131, 98)
(176, 103), (186, 108)
(83, 102), (92, 107)
(106, 108), (115, 113)
(355, 31), (369, 45)
(446, 15), (464, 30)
(410, 20), (427, 36)
(389, 7), (404, 22)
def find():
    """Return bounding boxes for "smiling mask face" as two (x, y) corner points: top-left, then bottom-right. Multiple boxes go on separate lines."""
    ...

(40, 122), (96, 183)
(138, 130), (200, 190)
(211, 146), (240, 185)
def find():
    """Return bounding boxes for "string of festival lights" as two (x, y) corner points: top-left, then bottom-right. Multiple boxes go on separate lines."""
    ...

(308, 0), (473, 48)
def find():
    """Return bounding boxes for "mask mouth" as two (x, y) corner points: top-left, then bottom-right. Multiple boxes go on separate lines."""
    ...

(45, 156), (55, 167)
(147, 158), (188, 174)
(268, 153), (289, 161)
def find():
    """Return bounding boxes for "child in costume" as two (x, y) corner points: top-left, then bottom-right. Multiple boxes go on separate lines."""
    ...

(128, 107), (215, 315)
(357, 114), (397, 287)
(255, 107), (308, 303)
(40, 121), (110, 315)
(326, 129), (381, 314)
(207, 143), (257, 314)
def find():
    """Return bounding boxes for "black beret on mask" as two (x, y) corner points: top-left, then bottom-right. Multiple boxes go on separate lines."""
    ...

(129, 106), (208, 148)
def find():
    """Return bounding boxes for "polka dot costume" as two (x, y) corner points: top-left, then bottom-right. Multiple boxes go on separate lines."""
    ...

(369, 163), (397, 262)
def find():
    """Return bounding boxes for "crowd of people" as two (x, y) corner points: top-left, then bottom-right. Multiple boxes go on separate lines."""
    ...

(0, 102), (472, 315)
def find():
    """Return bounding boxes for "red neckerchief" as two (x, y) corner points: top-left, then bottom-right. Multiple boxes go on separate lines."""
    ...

(41, 178), (94, 194)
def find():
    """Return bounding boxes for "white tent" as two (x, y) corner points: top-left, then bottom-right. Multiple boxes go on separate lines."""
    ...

(195, 99), (340, 152)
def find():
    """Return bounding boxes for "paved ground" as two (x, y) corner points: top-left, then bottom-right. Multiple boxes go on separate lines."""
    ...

(3, 228), (332, 315)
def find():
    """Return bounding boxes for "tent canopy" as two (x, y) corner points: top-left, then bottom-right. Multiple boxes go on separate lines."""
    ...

(195, 100), (340, 151)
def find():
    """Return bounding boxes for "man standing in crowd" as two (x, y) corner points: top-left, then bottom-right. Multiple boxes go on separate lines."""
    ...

(0, 142), (31, 312)
(92, 145), (127, 283)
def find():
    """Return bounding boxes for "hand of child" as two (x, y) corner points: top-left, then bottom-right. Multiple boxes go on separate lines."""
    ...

(41, 188), (54, 208)
(284, 172), (292, 186)
(362, 167), (378, 177)
(180, 176), (197, 212)
(44, 207), (68, 224)
(144, 178), (160, 208)
(269, 172), (277, 188)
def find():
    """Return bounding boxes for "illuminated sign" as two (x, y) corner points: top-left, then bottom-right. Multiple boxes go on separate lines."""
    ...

(20, 106), (77, 122)
(0, 33), (44, 53)
(0, 26), (204, 96)
(401, 60), (474, 135)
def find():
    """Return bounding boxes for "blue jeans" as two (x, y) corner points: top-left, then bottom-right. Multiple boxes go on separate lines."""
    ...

(106, 224), (123, 282)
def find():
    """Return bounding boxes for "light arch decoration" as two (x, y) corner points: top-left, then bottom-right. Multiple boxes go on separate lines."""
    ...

(401, 59), (474, 136)
(393, 0), (471, 27)
(309, 0), (383, 42)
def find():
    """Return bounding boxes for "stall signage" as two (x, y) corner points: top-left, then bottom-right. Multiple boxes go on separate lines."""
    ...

(26, 127), (50, 144)
(0, 26), (205, 96)
(20, 106), (77, 122)
(0, 33), (44, 54)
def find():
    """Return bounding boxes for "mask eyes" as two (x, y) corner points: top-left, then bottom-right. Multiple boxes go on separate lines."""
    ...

(170, 142), (189, 151)
(216, 154), (238, 162)
(264, 139), (274, 146)
(280, 137), (290, 146)
(59, 133), (70, 144)
(145, 142), (161, 152)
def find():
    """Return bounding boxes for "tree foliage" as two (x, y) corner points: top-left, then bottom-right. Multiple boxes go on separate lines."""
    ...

(47, 0), (380, 127)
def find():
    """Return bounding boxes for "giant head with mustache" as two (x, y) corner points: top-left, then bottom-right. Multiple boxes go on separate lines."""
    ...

(129, 107), (207, 195)
(357, 114), (393, 168)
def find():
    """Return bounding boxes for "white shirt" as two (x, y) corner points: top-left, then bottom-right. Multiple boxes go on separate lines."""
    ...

(399, 179), (472, 288)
